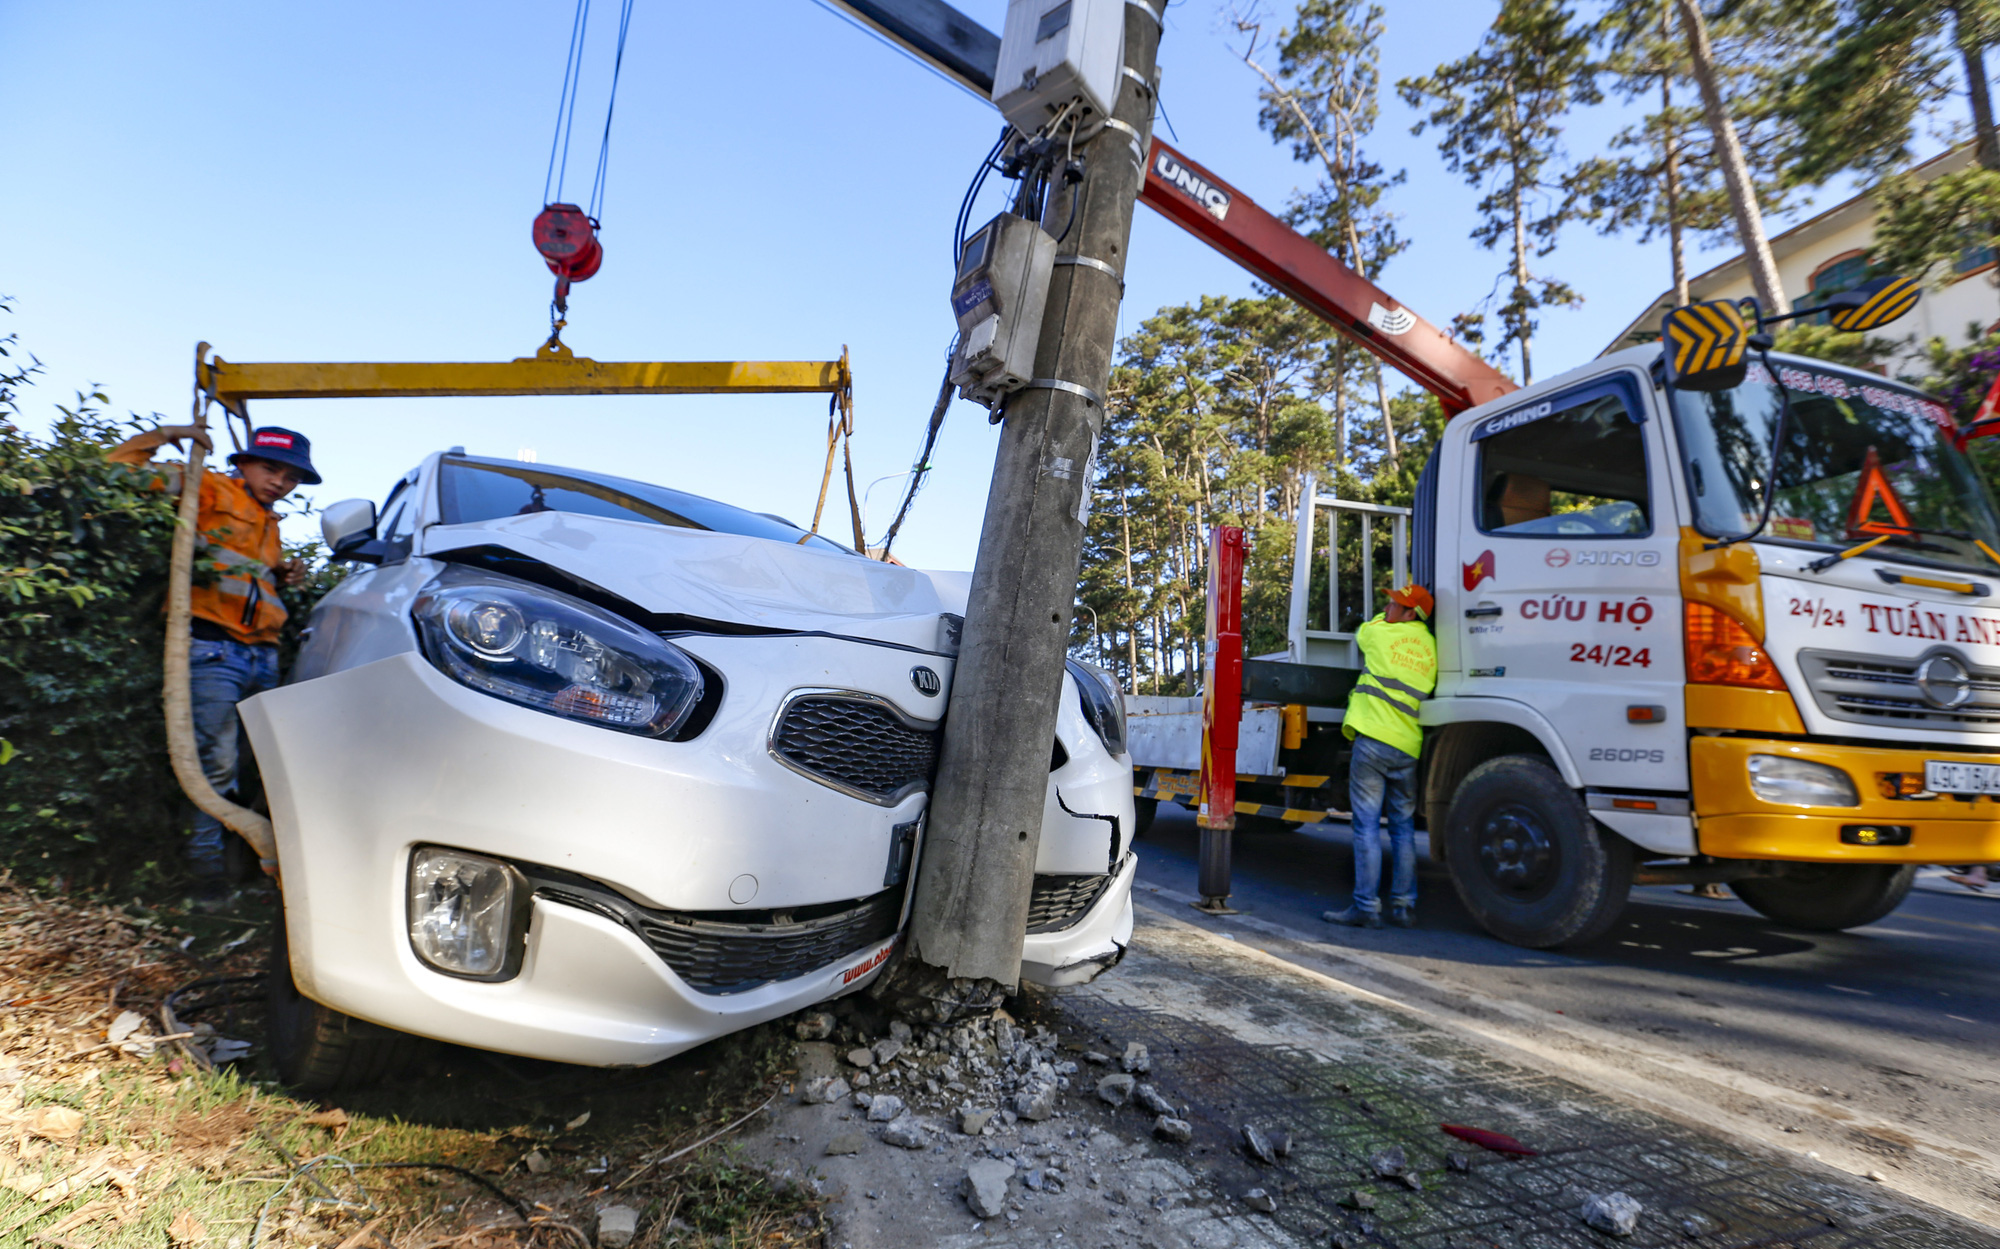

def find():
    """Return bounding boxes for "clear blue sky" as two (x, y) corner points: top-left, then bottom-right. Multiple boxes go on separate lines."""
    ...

(4, 0), (1851, 568)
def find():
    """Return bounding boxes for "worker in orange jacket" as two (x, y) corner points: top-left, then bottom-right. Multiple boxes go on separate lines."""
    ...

(108, 424), (319, 902)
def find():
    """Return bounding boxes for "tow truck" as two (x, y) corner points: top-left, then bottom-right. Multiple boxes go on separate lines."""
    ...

(843, 0), (2000, 947)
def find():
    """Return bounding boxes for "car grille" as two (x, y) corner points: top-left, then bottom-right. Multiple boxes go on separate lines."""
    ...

(1798, 649), (2000, 731)
(772, 695), (940, 804)
(533, 877), (902, 996)
(1026, 873), (1110, 934)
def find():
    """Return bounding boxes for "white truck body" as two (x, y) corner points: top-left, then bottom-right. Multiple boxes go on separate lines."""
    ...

(1131, 344), (2000, 946)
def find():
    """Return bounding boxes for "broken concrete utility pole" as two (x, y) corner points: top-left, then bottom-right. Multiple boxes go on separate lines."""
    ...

(895, 0), (1162, 1013)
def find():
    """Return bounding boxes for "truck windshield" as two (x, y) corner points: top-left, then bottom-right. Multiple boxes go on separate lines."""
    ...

(1669, 357), (2000, 573)
(436, 456), (855, 555)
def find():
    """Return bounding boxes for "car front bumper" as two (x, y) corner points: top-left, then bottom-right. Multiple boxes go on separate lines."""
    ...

(241, 641), (937, 1066)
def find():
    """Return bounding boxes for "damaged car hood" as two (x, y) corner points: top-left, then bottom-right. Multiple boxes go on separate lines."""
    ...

(422, 512), (967, 649)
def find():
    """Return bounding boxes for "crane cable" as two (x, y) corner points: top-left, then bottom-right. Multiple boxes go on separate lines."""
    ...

(536, 0), (635, 342)
(543, 0), (636, 221)
(587, 0), (637, 222)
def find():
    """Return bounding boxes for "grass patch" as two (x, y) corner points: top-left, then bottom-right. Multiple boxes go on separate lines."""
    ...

(0, 878), (822, 1247)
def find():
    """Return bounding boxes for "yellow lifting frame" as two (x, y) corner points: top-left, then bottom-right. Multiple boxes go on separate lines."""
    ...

(194, 339), (867, 550)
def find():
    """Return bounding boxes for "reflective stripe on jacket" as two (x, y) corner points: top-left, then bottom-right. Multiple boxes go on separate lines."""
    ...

(1342, 614), (1437, 759)
(158, 467), (287, 646)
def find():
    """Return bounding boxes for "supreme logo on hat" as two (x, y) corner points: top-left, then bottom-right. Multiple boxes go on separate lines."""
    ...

(254, 431), (295, 449)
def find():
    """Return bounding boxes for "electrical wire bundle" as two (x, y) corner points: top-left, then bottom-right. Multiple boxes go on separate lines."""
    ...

(883, 106), (1092, 558)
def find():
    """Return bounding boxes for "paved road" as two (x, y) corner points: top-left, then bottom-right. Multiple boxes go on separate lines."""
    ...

(1130, 801), (2000, 1224)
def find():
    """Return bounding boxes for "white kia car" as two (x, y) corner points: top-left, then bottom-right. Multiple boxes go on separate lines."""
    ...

(240, 451), (1135, 1090)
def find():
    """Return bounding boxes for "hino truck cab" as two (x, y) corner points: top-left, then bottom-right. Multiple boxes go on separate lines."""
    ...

(1418, 337), (2000, 946)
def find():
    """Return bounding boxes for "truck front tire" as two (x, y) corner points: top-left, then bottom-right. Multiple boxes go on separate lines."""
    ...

(1731, 864), (1916, 931)
(267, 913), (430, 1092)
(1443, 755), (1633, 949)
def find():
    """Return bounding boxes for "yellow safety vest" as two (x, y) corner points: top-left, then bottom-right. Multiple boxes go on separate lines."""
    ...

(1343, 614), (1437, 759)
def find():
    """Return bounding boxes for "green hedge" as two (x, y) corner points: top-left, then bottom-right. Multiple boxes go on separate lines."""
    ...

(1, 362), (184, 886)
(0, 323), (337, 890)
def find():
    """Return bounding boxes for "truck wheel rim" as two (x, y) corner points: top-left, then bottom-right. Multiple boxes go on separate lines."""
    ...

(1476, 804), (1559, 901)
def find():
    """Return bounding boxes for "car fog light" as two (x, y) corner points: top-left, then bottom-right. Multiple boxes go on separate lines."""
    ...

(1747, 755), (1859, 807)
(407, 847), (529, 979)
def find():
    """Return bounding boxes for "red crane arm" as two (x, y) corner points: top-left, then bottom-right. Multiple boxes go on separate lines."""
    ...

(1138, 139), (1517, 416)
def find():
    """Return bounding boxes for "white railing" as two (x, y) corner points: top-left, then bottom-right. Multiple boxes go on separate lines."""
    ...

(1285, 471), (1410, 669)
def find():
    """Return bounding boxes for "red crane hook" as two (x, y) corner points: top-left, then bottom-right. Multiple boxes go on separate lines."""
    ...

(533, 203), (603, 320)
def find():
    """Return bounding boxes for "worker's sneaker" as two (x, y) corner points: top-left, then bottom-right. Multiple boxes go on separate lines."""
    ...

(1388, 903), (1416, 928)
(1323, 905), (1383, 929)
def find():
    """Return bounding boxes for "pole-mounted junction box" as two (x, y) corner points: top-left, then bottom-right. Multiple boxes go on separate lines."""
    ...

(993, 0), (1126, 134)
(949, 212), (1057, 409)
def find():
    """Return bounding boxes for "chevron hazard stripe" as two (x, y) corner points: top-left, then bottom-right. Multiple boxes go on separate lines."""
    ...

(1831, 275), (1921, 332)
(1135, 769), (1337, 800)
(1664, 299), (1747, 379)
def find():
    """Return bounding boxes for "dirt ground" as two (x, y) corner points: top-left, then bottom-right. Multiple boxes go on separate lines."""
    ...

(7, 877), (1994, 1249)
(0, 878), (821, 1248)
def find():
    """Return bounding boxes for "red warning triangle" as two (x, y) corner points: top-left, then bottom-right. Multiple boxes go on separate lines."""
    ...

(1845, 446), (1916, 538)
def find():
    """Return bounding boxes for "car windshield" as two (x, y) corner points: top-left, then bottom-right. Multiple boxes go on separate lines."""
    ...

(1670, 357), (2000, 573)
(436, 457), (855, 554)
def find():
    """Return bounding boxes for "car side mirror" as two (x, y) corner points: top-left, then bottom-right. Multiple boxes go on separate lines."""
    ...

(322, 498), (379, 561)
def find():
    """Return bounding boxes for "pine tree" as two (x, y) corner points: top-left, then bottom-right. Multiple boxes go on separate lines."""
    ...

(1397, 0), (1600, 384)
(1232, 0), (1408, 467)
(1786, 0), (2000, 298)
(1568, 1), (1808, 306)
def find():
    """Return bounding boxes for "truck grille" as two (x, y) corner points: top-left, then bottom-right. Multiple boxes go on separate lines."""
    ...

(1027, 873), (1110, 934)
(772, 694), (940, 804)
(1798, 649), (2000, 731)
(533, 876), (902, 996)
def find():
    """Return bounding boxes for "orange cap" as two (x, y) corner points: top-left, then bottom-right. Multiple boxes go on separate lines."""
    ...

(1389, 583), (1434, 620)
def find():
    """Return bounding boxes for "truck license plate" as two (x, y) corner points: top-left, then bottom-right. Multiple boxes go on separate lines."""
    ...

(1924, 760), (2000, 794)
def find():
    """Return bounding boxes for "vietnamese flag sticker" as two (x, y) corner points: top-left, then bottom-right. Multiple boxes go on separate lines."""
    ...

(1463, 550), (1495, 591)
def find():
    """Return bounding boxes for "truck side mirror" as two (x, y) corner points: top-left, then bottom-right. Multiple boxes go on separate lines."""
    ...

(1660, 299), (1752, 393)
(1821, 274), (1921, 332)
(321, 498), (379, 560)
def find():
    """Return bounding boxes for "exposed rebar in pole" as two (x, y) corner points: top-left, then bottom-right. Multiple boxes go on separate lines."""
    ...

(887, 1), (1163, 1018)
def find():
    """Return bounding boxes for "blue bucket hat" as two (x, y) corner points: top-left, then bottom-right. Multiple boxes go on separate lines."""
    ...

(231, 426), (322, 486)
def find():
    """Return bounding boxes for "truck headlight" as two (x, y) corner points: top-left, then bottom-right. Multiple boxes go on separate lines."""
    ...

(1067, 658), (1128, 757)
(407, 847), (529, 979)
(414, 568), (704, 737)
(1747, 755), (1859, 807)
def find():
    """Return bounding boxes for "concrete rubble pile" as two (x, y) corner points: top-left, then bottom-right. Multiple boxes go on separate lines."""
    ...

(788, 1001), (1221, 1226)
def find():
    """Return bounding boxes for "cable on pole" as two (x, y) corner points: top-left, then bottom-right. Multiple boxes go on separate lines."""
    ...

(879, 338), (960, 559)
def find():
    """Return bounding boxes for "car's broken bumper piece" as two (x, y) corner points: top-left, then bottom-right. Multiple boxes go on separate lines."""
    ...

(1020, 851), (1136, 987)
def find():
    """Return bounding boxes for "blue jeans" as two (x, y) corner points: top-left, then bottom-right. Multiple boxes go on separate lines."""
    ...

(187, 638), (280, 878)
(1348, 733), (1417, 914)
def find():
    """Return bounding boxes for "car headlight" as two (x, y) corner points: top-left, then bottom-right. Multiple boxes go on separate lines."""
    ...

(413, 568), (704, 737)
(1747, 755), (1858, 807)
(1066, 658), (1128, 757)
(407, 846), (529, 979)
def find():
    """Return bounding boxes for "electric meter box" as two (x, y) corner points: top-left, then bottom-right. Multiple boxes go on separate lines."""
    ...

(993, 0), (1126, 134)
(949, 212), (1057, 409)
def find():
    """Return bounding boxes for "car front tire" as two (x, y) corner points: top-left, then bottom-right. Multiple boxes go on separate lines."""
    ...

(1443, 755), (1633, 949)
(267, 913), (430, 1092)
